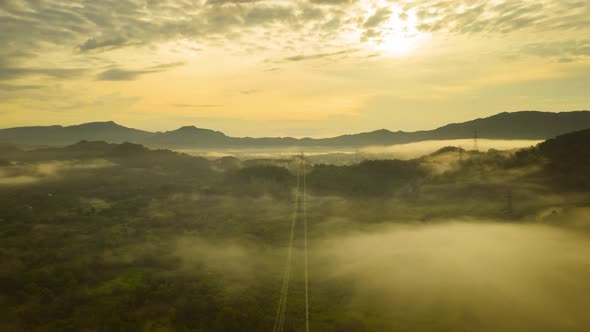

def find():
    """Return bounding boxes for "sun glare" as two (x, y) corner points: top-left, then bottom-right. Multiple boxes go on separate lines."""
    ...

(377, 33), (419, 55)
(374, 8), (428, 56)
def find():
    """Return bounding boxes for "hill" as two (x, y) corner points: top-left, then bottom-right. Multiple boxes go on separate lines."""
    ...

(1, 111), (589, 148)
(0, 121), (152, 146)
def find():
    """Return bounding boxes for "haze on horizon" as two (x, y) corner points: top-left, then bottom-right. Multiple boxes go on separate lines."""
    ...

(1, 0), (589, 136)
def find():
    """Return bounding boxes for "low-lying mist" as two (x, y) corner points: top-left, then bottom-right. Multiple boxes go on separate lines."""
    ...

(0, 159), (114, 186)
(166, 216), (590, 331)
(178, 139), (541, 163)
(314, 221), (590, 331)
(360, 139), (542, 160)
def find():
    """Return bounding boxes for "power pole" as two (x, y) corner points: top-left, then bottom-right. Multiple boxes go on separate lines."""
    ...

(473, 129), (479, 152)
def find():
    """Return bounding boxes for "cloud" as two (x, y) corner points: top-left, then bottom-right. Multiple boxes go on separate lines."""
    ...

(0, 0), (589, 118)
(96, 69), (153, 81)
(41, 92), (142, 112)
(0, 50), (37, 65)
(147, 61), (185, 71)
(309, 0), (356, 4)
(96, 62), (184, 81)
(1, 0), (587, 75)
(0, 84), (44, 91)
(363, 7), (391, 29)
(240, 89), (259, 95)
(522, 40), (590, 58)
(79, 36), (130, 52)
(0, 65), (86, 81)
(206, 0), (262, 4)
(173, 104), (222, 108)
(413, 0), (590, 34)
(282, 49), (357, 62)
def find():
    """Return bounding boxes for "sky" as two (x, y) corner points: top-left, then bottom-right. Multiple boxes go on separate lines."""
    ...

(0, 0), (589, 137)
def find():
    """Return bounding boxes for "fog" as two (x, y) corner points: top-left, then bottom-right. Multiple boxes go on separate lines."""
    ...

(360, 139), (542, 159)
(174, 236), (283, 292)
(151, 213), (590, 331)
(0, 159), (114, 186)
(313, 221), (590, 331)
(179, 139), (541, 163)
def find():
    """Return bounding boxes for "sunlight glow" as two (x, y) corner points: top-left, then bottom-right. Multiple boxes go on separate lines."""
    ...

(376, 33), (420, 55)
(374, 8), (429, 56)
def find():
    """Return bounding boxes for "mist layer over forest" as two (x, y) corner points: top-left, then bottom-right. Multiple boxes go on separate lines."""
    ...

(177, 139), (542, 163)
(1, 130), (590, 331)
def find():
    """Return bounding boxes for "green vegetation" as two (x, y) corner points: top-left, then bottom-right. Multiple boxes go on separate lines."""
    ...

(1, 130), (590, 331)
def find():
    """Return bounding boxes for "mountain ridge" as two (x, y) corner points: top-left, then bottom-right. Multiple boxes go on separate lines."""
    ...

(2, 110), (590, 148)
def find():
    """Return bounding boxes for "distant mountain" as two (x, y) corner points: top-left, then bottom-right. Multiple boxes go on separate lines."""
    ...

(1, 111), (590, 148)
(311, 111), (590, 146)
(422, 111), (590, 140)
(0, 121), (152, 146)
(144, 126), (229, 147)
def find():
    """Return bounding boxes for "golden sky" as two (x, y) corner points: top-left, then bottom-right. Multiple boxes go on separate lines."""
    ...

(1, 0), (589, 137)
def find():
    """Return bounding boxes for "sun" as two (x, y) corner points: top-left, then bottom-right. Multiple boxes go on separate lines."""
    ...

(373, 9), (429, 56)
(376, 33), (420, 55)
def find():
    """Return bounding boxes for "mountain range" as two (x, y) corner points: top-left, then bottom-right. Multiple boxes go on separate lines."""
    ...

(1, 110), (590, 149)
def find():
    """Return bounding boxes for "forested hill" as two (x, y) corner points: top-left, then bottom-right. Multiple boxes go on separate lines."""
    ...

(1, 110), (590, 148)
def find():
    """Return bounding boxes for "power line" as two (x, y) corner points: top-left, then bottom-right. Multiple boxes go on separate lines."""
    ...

(303, 154), (310, 332)
(273, 160), (300, 332)
(273, 154), (311, 332)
